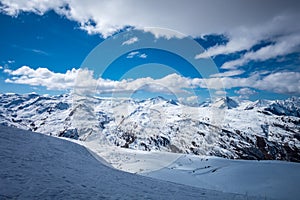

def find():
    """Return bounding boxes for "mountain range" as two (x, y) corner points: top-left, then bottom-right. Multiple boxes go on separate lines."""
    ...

(0, 93), (299, 162)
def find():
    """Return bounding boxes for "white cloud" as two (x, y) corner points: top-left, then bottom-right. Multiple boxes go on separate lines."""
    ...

(200, 71), (300, 95)
(0, 66), (3, 69)
(143, 27), (186, 40)
(195, 14), (300, 59)
(126, 51), (147, 59)
(0, 0), (66, 16)
(194, 14), (300, 70)
(4, 66), (197, 95)
(214, 90), (227, 96)
(139, 53), (147, 59)
(31, 49), (48, 56)
(4, 66), (300, 95)
(122, 37), (139, 45)
(210, 70), (245, 78)
(126, 51), (139, 58)
(195, 34), (257, 59)
(4, 66), (79, 90)
(221, 33), (300, 69)
(1, 0), (299, 39)
(235, 88), (257, 99)
(235, 88), (256, 95)
(253, 72), (300, 94)
(178, 95), (200, 105)
(186, 95), (198, 102)
(3, 68), (11, 73)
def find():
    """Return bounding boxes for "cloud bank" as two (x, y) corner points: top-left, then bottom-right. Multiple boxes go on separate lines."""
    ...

(195, 15), (300, 69)
(1, 0), (299, 38)
(4, 66), (300, 96)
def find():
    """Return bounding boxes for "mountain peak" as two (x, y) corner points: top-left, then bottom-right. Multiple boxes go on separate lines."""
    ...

(212, 96), (239, 109)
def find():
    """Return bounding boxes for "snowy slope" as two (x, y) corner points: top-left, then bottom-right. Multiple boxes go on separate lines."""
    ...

(65, 133), (300, 200)
(144, 155), (300, 200)
(0, 125), (255, 200)
(0, 93), (299, 162)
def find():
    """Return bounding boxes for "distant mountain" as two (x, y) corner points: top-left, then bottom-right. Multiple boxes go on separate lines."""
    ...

(211, 97), (239, 109)
(265, 97), (300, 117)
(0, 93), (299, 162)
(245, 97), (300, 118)
(244, 99), (271, 110)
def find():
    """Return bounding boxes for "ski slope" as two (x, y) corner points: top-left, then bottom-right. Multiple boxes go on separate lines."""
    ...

(0, 126), (255, 199)
(143, 155), (300, 200)
(74, 137), (300, 200)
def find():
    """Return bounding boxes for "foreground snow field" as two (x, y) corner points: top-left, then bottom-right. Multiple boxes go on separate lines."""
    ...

(144, 155), (300, 200)
(0, 126), (257, 200)
(76, 139), (300, 200)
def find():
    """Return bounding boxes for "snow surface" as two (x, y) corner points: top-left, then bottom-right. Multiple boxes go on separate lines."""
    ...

(66, 136), (300, 200)
(143, 155), (300, 200)
(0, 126), (256, 199)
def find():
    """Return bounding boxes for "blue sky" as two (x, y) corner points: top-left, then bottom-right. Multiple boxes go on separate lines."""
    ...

(0, 0), (299, 103)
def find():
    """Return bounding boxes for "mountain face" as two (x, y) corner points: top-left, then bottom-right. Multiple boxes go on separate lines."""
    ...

(265, 97), (300, 117)
(0, 93), (299, 162)
(211, 97), (239, 109)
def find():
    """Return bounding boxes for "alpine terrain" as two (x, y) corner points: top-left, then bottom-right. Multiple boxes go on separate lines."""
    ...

(0, 93), (299, 162)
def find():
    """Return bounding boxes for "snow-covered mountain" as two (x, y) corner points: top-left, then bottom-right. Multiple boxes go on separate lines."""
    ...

(0, 93), (299, 162)
(211, 96), (239, 109)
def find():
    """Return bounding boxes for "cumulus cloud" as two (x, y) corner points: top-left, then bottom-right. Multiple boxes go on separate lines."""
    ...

(214, 90), (227, 96)
(235, 88), (257, 95)
(235, 88), (257, 99)
(0, 0), (66, 15)
(122, 37), (139, 45)
(210, 70), (245, 78)
(195, 34), (257, 59)
(196, 14), (300, 57)
(221, 33), (300, 69)
(4, 66), (197, 95)
(4, 66), (79, 90)
(4, 66), (300, 96)
(1, 0), (299, 39)
(253, 71), (300, 94)
(178, 95), (200, 105)
(186, 95), (198, 102)
(201, 71), (300, 95)
(195, 14), (300, 70)
(143, 27), (186, 40)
